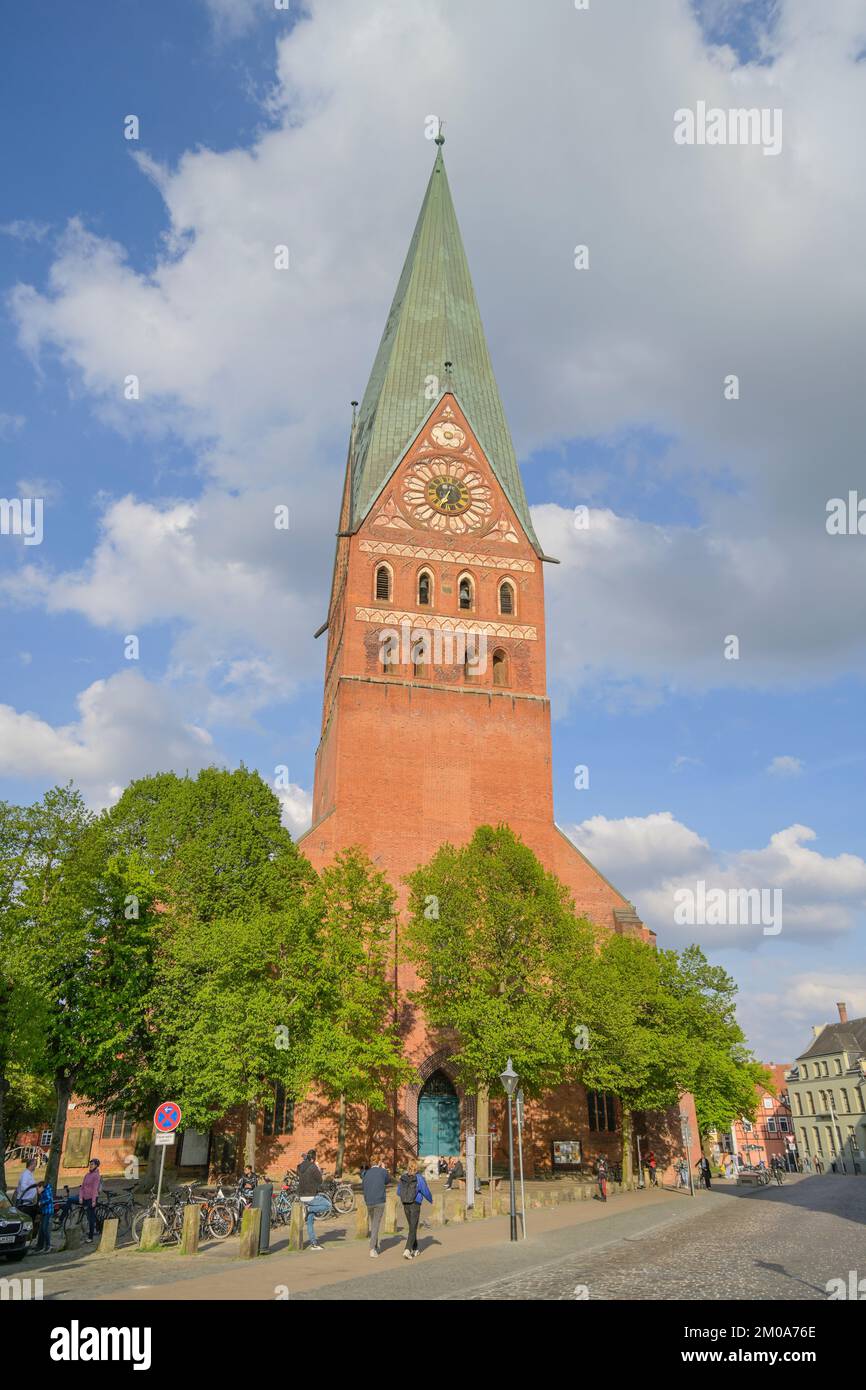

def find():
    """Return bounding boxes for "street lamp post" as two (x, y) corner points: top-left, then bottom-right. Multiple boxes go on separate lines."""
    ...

(828, 1093), (847, 1174)
(500, 1058), (519, 1242)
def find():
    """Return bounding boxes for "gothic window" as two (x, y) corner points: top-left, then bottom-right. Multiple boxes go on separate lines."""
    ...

(458, 574), (474, 611)
(492, 649), (509, 687)
(418, 570), (432, 606)
(499, 580), (515, 615)
(262, 1083), (294, 1137)
(412, 633), (429, 679)
(587, 1090), (616, 1132)
(375, 564), (391, 601)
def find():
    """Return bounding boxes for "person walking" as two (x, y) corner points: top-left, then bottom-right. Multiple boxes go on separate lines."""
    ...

(34, 1179), (54, 1254)
(695, 1155), (711, 1190)
(646, 1151), (657, 1187)
(361, 1157), (390, 1258)
(397, 1165), (433, 1259)
(802, 1154), (812, 1173)
(297, 1149), (329, 1251)
(79, 1158), (102, 1243)
(595, 1155), (608, 1202)
(14, 1158), (41, 1237)
(815, 1155), (824, 1174)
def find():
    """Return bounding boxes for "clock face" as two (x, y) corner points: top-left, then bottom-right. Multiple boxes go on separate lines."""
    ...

(426, 476), (470, 514)
(402, 459), (493, 533)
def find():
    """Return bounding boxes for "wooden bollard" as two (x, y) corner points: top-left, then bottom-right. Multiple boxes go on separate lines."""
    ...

(179, 1203), (199, 1256)
(383, 1190), (400, 1235)
(97, 1217), (119, 1254)
(239, 1205), (261, 1259)
(287, 1200), (305, 1251)
(355, 1202), (370, 1239)
(430, 1193), (446, 1227)
(138, 1216), (163, 1251)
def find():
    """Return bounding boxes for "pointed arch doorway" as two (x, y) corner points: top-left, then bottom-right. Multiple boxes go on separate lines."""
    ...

(417, 1070), (461, 1157)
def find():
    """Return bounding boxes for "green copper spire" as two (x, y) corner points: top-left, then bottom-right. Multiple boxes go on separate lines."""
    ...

(350, 144), (541, 552)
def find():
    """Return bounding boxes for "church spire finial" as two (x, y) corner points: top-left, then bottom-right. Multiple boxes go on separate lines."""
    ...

(434, 118), (445, 147)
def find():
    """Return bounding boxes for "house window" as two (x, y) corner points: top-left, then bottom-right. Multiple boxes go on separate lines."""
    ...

(458, 575), (474, 611)
(794, 1093), (802, 1115)
(418, 571), (432, 606)
(492, 649), (509, 687)
(262, 1083), (294, 1138)
(841, 1090), (850, 1112)
(499, 581), (515, 616)
(40, 1130), (53, 1148)
(806, 1092), (814, 1114)
(763, 1096), (773, 1109)
(103, 1112), (136, 1141)
(801, 1065), (808, 1079)
(587, 1090), (616, 1132)
(779, 1118), (791, 1133)
(766, 1118), (777, 1133)
(375, 565), (391, 601)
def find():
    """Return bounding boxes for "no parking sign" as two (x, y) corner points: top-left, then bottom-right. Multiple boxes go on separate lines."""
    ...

(154, 1102), (182, 1133)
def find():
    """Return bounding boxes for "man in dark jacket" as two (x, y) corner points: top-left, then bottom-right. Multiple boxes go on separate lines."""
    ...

(297, 1149), (329, 1250)
(445, 1157), (465, 1190)
(361, 1158), (390, 1257)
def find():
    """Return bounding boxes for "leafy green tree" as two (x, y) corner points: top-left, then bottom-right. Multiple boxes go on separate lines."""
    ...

(575, 933), (692, 1184)
(8, 786), (158, 1190)
(405, 825), (596, 1097)
(306, 849), (413, 1174)
(661, 945), (771, 1139)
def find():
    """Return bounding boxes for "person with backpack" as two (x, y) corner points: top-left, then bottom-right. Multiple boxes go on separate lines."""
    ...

(297, 1149), (329, 1251)
(397, 1165), (433, 1259)
(595, 1155), (608, 1202)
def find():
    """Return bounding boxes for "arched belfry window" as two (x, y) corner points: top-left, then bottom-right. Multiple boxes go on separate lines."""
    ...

(499, 580), (515, 616)
(458, 574), (474, 611)
(493, 649), (509, 687)
(418, 570), (432, 606)
(375, 564), (391, 602)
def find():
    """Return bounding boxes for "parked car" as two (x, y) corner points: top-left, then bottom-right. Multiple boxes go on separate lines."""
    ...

(0, 1190), (32, 1261)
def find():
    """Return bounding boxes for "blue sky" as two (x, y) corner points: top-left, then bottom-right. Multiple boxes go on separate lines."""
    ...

(2, 0), (865, 1064)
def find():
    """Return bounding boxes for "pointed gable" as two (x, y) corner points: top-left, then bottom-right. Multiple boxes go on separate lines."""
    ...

(351, 146), (541, 553)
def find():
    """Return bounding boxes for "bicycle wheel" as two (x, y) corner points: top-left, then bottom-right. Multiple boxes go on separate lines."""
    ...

(333, 1185), (355, 1215)
(206, 1202), (234, 1240)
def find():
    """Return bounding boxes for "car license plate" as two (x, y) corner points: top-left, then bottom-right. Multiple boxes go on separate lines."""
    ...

(0, 1235), (16, 1243)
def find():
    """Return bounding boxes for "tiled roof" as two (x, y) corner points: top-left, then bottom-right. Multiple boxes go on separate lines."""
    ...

(798, 1016), (866, 1060)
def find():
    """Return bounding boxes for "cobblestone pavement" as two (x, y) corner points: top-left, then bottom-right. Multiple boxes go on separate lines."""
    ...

(454, 1175), (866, 1301)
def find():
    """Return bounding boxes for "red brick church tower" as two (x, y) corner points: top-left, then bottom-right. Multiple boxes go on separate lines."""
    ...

(298, 139), (663, 1172)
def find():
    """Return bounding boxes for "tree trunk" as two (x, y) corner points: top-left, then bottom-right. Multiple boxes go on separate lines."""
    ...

(475, 1085), (490, 1180)
(46, 1069), (73, 1193)
(335, 1093), (347, 1178)
(621, 1106), (634, 1188)
(245, 1104), (257, 1170)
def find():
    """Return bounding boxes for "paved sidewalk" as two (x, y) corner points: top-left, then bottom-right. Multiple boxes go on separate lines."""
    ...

(23, 1183), (708, 1301)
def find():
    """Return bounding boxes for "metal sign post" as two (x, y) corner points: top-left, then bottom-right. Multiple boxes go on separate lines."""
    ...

(516, 1090), (527, 1239)
(636, 1133), (644, 1189)
(153, 1102), (182, 1210)
(681, 1113), (695, 1196)
(465, 1131), (476, 1213)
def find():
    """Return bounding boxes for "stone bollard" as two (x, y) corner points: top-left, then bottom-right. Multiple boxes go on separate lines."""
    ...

(179, 1203), (199, 1256)
(97, 1217), (119, 1254)
(430, 1194), (447, 1227)
(483, 1187), (497, 1219)
(287, 1200), (305, 1252)
(445, 1194), (464, 1223)
(138, 1216), (163, 1251)
(65, 1223), (83, 1251)
(239, 1206), (262, 1259)
(355, 1202), (370, 1240)
(383, 1190), (400, 1235)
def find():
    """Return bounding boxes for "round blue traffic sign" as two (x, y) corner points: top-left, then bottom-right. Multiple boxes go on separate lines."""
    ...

(154, 1102), (182, 1133)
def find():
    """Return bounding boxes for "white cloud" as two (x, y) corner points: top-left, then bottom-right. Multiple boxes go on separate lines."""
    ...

(768, 755), (803, 776)
(0, 413), (25, 440)
(0, 671), (220, 807)
(7, 0), (866, 710)
(566, 812), (866, 948)
(276, 782), (313, 837)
